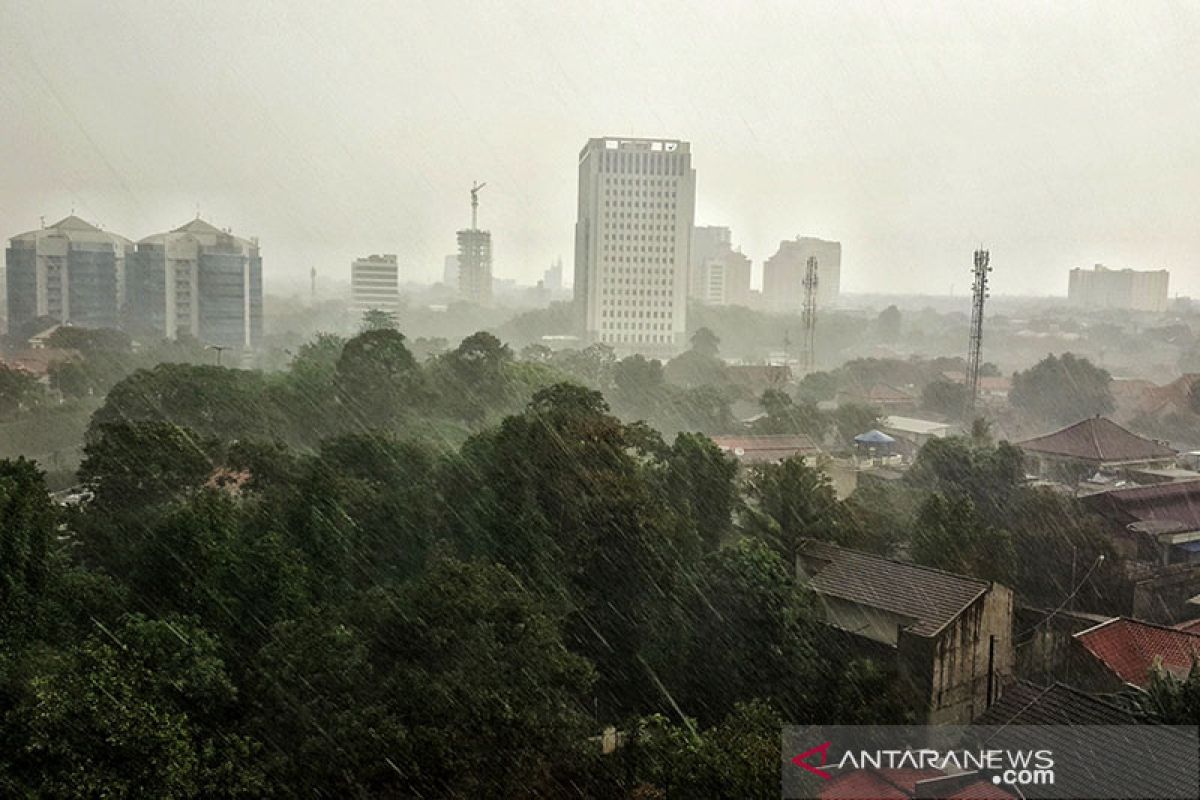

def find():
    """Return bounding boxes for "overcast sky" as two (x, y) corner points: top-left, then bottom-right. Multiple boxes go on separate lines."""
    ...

(2, 1), (1198, 298)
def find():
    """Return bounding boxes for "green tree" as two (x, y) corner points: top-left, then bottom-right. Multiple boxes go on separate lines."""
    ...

(681, 538), (819, 722)
(1010, 353), (1114, 427)
(743, 456), (841, 559)
(335, 328), (423, 427)
(432, 331), (515, 424)
(921, 378), (969, 419)
(0, 458), (55, 627)
(359, 307), (397, 331)
(658, 432), (738, 553)
(911, 491), (1016, 584)
(875, 304), (902, 340)
(690, 326), (721, 358)
(79, 421), (217, 510)
(0, 364), (42, 417)
(0, 614), (265, 797)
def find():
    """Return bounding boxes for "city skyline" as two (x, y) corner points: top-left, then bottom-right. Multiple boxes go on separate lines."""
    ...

(2, 2), (1198, 298)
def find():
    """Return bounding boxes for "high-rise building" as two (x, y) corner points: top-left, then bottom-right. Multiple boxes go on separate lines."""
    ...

(573, 137), (696, 354)
(762, 236), (841, 313)
(442, 254), (460, 287)
(126, 218), (263, 349)
(689, 225), (751, 307)
(350, 254), (400, 316)
(689, 225), (731, 299)
(5, 216), (132, 335)
(543, 257), (564, 292)
(1068, 264), (1169, 312)
(695, 247), (753, 308)
(456, 229), (493, 306)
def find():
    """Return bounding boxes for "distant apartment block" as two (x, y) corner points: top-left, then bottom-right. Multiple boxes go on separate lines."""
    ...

(5, 215), (132, 334)
(762, 236), (841, 313)
(1068, 264), (1169, 312)
(573, 137), (696, 355)
(456, 229), (492, 306)
(689, 226), (751, 307)
(542, 257), (564, 292)
(350, 254), (400, 315)
(126, 218), (263, 349)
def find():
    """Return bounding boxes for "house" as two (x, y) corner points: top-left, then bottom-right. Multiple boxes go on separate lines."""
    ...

(1016, 417), (1175, 485)
(1137, 373), (1200, 419)
(1072, 617), (1200, 690)
(708, 434), (820, 465)
(796, 539), (1014, 724)
(1081, 479), (1200, 566)
(837, 382), (918, 412)
(970, 680), (1196, 800)
(882, 415), (957, 449)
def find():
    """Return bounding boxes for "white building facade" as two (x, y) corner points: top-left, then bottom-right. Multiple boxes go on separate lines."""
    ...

(573, 137), (696, 355)
(351, 254), (400, 315)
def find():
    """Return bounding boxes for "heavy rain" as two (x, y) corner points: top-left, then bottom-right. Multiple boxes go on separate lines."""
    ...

(1, 2), (1199, 798)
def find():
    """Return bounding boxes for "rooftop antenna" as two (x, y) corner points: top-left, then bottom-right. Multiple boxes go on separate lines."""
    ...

(801, 256), (819, 374)
(964, 247), (992, 419)
(39, 216), (45, 229)
(470, 181), (487, 229)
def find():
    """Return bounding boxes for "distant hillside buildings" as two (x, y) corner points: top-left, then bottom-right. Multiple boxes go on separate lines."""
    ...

(574, 136), (697, 355)
(1068, 264), (1169, 312)
(5, 215), (262, 349)
(350, 254), (400, 316)
(762, 236), (841, 313)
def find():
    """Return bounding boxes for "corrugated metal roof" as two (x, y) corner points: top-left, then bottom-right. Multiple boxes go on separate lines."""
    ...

(797, 539), (990, 637)
(709, 434), (820, 464)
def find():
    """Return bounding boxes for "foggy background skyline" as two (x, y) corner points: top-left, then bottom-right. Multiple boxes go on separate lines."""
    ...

(2, 0), (1198, 298)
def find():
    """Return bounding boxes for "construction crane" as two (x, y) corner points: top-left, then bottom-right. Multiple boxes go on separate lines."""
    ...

(801, 256), (819, 374)
(964, 248), (992, 419)
(470, 181), (487, 229)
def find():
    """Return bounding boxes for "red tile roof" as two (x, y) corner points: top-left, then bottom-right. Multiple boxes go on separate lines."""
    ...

(1074, 617), (1200, 687)
(1017, 417), (1175, 463)
(709, 434), (820, 464)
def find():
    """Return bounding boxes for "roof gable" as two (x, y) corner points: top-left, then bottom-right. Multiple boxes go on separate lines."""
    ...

(1017, 417), (1174, 463)
(797, 539), (991, 637)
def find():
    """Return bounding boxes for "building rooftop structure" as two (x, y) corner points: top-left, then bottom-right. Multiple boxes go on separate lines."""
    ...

(1017, 417), (1175, 464)
(1074, 617), (1200, 687)
(1082, 479), (1200, 537)
(796, 539), (990, 637)
(972, 680), (1138, 726)
(709, 434), (820, 465)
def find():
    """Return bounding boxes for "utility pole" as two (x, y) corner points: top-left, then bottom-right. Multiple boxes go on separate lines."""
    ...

(470, 181), (487, 229)
(801, 256), (819, 374)
(207, 344), (229, 366)
(310, 266), (317, 306)
(964, 248), (992, 419)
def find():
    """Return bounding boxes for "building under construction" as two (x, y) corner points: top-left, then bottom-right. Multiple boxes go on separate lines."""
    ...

(456, 182), (493, 306)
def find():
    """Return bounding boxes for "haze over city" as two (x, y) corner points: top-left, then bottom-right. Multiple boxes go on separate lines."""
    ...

(3, 0), (1198, 296)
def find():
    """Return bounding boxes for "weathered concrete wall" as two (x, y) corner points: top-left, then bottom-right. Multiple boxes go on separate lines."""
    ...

(901, 584), (1014, 724)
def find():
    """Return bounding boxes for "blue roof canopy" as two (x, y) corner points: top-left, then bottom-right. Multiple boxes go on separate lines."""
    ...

(854, 429), (896, 445)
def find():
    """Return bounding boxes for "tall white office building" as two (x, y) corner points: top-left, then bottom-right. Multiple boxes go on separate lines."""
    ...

(573, 137), (696, 355)
(350, 254), (400, 315)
